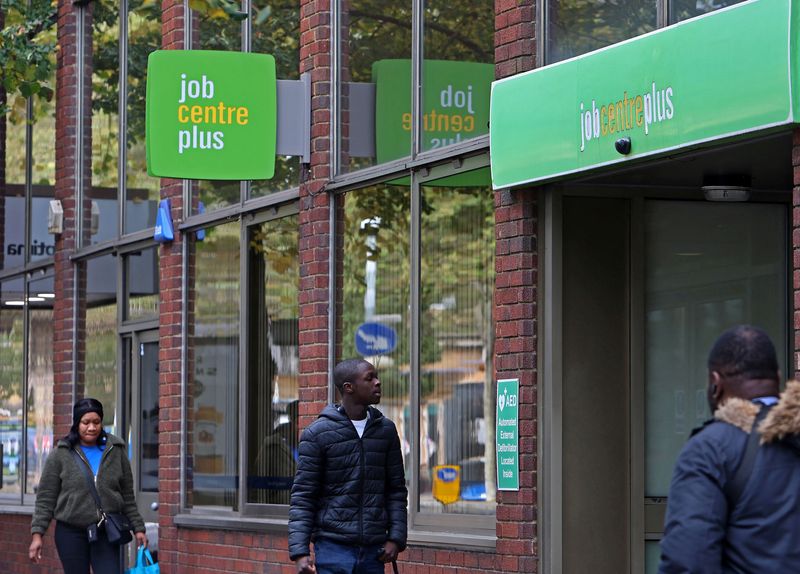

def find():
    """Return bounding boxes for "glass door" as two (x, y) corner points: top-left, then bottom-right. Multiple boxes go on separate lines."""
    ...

(130, 330), (160, 524)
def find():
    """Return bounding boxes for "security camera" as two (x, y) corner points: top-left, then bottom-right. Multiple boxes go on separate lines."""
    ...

(614, 137), (632, 155)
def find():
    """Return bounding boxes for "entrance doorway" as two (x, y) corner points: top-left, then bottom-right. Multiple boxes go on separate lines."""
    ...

(544, 194), (788, 573)
(124, 330), (160, 534)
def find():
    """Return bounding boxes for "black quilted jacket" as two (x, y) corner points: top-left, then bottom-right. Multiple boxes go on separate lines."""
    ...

(288, 404), (408, 560)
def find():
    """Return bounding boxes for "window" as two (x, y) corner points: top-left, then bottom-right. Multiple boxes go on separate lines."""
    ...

(246, 214), (300, 506)
(335, 159), (495, 532)
(0, 277), (25, 497)
(188, 221), (241, 508)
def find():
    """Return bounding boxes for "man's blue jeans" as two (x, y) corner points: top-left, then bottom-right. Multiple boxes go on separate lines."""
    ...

(313, 539), (386, 574)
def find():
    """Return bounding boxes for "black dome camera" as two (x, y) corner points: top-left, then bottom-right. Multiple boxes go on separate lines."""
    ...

(614, 137), (632, 155)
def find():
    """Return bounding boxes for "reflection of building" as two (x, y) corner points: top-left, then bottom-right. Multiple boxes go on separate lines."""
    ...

(2, 1), (799, 574)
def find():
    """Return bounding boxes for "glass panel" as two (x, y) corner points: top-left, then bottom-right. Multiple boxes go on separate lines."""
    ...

(645, 541), (661, 574)
(339, 0), (412, 174)
(190, 4), (243, 213)
(338, 183), (410, 477)
(89, 0), (122, 245)
(125, 246), (159, 321)
(546, 0), (657, 64)
(139, 341), (159, 493)
(418, 171), (495, 515)
(669, 0), (747, 24)
(645, 201), (787, 498)
(26, 273), (54, 495)
(85, 255), (119, 434)
(30, 59), (57, 263)
(189, 221), (240, 508)
(422, 0), (493, 153)
(246, 214), (299, 504)
(250, 0), (301, 198)
(125, 0), (161, 233)
(0, 277), (24, 495)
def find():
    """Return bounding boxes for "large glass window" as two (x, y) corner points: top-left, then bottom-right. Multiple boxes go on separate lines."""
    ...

(546, 0), (656, 64)
(125, 0), (162, 233)
(246, 213), (300, 505)
(336, 162), (496, 528)
(89, 0), (122, 244)
(124, 246), (159, 322)
(668, 0), (747, 24)
(418, 178), (495, 516)
(84, 255), (119, 432)
(643, 201), (787, 572)
(189, 221), (241, 508)
(26, 272), (54, 495)
(0, 277), (24, 496)
(422, 0), (493, 153)
(338, 0), (412, 174)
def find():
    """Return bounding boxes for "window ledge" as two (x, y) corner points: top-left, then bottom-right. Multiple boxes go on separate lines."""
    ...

(0, 504), (34, 516)
(408, 529), (496, 551)
(173, 513), (496, 550)
(173, 513), (289, 534)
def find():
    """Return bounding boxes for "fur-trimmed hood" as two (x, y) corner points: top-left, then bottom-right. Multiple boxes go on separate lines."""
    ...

(715, 380), (800, 451)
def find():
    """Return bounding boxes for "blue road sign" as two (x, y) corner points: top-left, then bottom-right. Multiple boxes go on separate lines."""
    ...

(355, 322), (397, 356)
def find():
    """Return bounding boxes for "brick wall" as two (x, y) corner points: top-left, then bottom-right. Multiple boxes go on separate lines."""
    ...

(492, 1), (539, 571)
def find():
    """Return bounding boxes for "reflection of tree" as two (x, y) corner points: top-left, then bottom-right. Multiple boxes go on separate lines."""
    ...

(85, 303), (118, 424)
(0, 309), (24, 403)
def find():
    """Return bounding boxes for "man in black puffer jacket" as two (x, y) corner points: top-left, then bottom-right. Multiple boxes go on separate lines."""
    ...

(289, 359), (408, 574)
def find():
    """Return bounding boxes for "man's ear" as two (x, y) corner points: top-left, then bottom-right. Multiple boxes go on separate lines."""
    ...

(709, 371), (724, 400)
(342, 381), (352, 395)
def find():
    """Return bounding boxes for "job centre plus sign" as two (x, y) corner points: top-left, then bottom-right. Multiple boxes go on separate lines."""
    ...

(146, 50), (277, 181)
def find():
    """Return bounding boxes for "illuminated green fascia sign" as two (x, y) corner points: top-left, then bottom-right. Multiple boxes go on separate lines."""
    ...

(490, 0), (799, 190)
(146, 50), (276, 180)
(374, 59), (492, 186)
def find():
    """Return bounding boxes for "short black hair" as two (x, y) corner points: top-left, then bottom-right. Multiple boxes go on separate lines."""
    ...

(333, 358), (370, 393)
(707, 325), (779, 382)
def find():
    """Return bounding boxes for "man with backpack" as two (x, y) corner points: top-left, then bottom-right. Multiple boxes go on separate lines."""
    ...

(659, 325), (800, 572)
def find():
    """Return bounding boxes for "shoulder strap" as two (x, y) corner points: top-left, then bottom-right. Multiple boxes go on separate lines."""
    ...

(725, 404), (772, 506)
(70, 447), (105, 514)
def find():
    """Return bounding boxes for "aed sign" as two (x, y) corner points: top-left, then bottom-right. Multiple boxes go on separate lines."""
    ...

(490, 0), (799, 189)
(146, 50), (277, 180)
(496, 378), (519, 491)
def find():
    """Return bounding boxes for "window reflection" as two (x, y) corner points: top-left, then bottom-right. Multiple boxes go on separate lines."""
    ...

(546, 0), (656, 64)
(125, 247), (159, 321)
(84, 255), (119, 434)
(339, 1), (412, 173)
(669, 0), (747, 24)
(0, 278), (25, 495)
(419, 175), (495, 515)
(246, 214), (300, 504)
(27, 273), (54, 495)
(125, 0), (162, 233)
(189, 221), (240, 508)
(89, 0), (122, 244)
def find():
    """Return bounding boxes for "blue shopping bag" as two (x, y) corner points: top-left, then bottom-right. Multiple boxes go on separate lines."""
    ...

(126, 547), (160, 574)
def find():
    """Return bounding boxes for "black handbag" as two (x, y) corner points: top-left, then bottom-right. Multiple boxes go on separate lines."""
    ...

(71, 449), (134, 546)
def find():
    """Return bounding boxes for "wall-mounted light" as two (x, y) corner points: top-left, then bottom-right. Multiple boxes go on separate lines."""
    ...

(48, 200), (64, 234)
(701, 174), (751, 202)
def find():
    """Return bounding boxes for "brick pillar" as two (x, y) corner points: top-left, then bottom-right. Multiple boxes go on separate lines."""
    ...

(53, 0), (87, 436)
(297, 0), (332, 428)
(494, 1), (537, 571)
(157, 3), (186, 572)
(793, 127), (800, 377)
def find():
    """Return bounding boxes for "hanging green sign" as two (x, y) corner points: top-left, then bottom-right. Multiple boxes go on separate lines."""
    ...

(146, 50), (277, 180)
(490, 0), (799, 189)
(496, 378), (520, 491)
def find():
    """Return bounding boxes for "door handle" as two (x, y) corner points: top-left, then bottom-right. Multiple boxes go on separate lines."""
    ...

(150, 502), (159, 511)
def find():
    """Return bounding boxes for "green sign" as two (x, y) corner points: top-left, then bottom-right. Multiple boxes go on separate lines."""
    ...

(496, 378), (520, 491)
(146, 50), (276, 180)
(374, 59), (493, 186)
(490, 0), (799, 189)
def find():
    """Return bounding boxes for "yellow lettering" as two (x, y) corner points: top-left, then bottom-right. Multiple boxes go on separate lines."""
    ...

(635, 96), (643, 127)
(236, 107), (249, 125)
(190, 106), (203, 123)
(178, 105), (189, 123)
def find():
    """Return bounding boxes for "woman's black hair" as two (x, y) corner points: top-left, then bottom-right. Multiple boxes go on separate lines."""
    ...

(64, 398), (108, 447)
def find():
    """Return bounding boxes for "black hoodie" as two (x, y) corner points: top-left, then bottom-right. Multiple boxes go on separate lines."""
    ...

(288, 404), (408, 560)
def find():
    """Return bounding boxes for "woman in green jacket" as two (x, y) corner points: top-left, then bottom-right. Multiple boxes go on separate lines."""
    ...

(29, 398), (147, 573)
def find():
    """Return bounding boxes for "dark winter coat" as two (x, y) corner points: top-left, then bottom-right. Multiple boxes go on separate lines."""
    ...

(288, 404), (408, 560)
(31, 434), (146, 535)
(659, 381), (800, 573)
